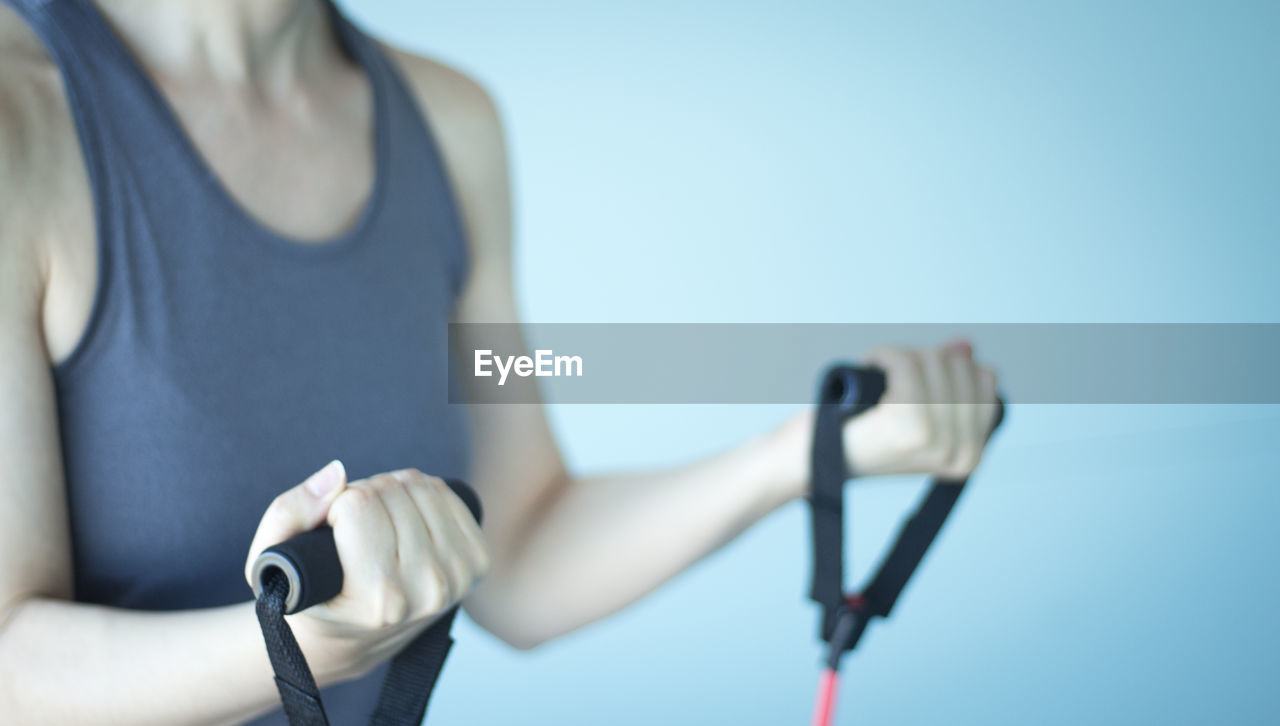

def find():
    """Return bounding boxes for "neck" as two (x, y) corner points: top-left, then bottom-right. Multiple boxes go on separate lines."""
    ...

(93, 0), (341, 94)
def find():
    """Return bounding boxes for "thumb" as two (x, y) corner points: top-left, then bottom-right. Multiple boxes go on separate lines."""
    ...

(244, 459), (347, 587)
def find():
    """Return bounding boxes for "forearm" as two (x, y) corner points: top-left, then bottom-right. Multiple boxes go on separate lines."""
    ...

(469, 414), (810, 649)
(0, 596), (289, 726)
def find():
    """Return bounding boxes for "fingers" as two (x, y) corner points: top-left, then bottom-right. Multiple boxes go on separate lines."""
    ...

(437, 485), (490, 579)
(244, 460), (347, 587)
(370, 474), (440, 618)
(400, 475), (490, 593)
(943, 341), (980, 477)
(852, 343), (1000, 479)
(920, 347), (957, 472)
(934, 340), (995, 478)
(253, 468), (487, 678)
(363, 474), (435, 576)
(326, 482), (400, 625)
(865, 346), (925, 405)
(977, 364), (999, 437)
(322, 469), (487, 627)
(865, 346), (932, 461)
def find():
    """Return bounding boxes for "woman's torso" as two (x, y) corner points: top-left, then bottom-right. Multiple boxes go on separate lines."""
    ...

(4, 1), (472, 723)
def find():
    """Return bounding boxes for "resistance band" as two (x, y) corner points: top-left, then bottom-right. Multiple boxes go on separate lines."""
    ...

(249, 478), (483, 726)
(808, 365), (1005, 726)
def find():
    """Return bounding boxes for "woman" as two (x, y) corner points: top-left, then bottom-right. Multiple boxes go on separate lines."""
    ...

(0, 0), (1000, 723)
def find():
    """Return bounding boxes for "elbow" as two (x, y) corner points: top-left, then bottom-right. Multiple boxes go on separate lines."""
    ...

(501, 632), (547, 652)
(464, 589), (567, 652)
(469, 609), (560, 652)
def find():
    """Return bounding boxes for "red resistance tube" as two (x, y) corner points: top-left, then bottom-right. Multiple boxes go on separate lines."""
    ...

(810, 594), (867, 725)
(810, 667), (841, 726)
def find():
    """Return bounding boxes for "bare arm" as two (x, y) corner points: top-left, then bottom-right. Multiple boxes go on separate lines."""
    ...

(398, 53), (999, 649)
(0, 42), (314, 723)
(0, 601), (291, 725)
(398, 58), (808, 648)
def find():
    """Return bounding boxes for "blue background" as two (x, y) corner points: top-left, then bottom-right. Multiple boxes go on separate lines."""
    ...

(347, 2), (1280, 723)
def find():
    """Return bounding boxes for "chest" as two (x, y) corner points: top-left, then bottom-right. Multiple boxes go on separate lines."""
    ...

(41, 67), (377, 367)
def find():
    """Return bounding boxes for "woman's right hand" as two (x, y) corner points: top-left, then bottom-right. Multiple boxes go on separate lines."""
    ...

(243, 461), (490, 681)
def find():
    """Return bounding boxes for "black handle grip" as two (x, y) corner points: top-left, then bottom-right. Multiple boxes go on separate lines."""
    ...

(251, 477), (483, 614)
(821, 365), (1006, 433)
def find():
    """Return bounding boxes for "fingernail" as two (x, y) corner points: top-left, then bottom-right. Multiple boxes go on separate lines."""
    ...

(305, 459), (346, 497)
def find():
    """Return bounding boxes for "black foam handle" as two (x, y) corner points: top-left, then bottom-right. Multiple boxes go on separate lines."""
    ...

(262, 525), (343, 613)
(254, 477), (483, 614)
(824, 365), (1006, 434)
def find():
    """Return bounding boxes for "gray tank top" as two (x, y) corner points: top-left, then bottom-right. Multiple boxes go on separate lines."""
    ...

(6, 1), (472, 722)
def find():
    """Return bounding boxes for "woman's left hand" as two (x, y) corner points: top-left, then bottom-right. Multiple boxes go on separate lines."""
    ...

(839, 340), (1000, 480)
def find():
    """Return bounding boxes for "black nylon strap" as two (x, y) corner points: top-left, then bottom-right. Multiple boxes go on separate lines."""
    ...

(808, 364), (1003, 657)
(808, 365), (883, 644)
(859, 481), (966, 619)
(254, 570), (461, 726)
(808, 401), (852, 642)
(256, 570), (330, 726)
(369, 610), (458, 726)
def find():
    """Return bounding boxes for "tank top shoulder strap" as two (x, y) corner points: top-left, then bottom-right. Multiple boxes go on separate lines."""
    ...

(7, 0), (197, 215)
(4, 0), (143, 129)
(321, 2), (473, 293)
(5, 0), (211, 175)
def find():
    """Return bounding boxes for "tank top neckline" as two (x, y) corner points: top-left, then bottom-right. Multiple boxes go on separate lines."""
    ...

(68, 0), (391, 258)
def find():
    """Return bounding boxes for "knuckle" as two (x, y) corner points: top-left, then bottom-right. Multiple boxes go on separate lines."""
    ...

(370, 473), (400, 492)
(330, 487), (372, 518)
(949, 442), (978, 472)
(418, 563), (451, 614)
(472, 546), (492, 580)
(400, 470), (445, 497)
(362, 576), (408, 628)
(265, 493), (292, 519)
(378, 581), (409, 627)
(392, 468), (427, 485)
(448, 560), (473, 599)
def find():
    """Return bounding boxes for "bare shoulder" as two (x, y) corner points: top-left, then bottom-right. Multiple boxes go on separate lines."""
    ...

(0, 6), (56, 307)
(380, 47), (512, 258)
(382, 48), (504, 153)
(0, 4), (81, 308)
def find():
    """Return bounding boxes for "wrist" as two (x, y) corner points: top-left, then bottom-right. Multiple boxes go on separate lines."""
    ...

(759, 410), (814, 508)
(285, 614), (370, 685)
